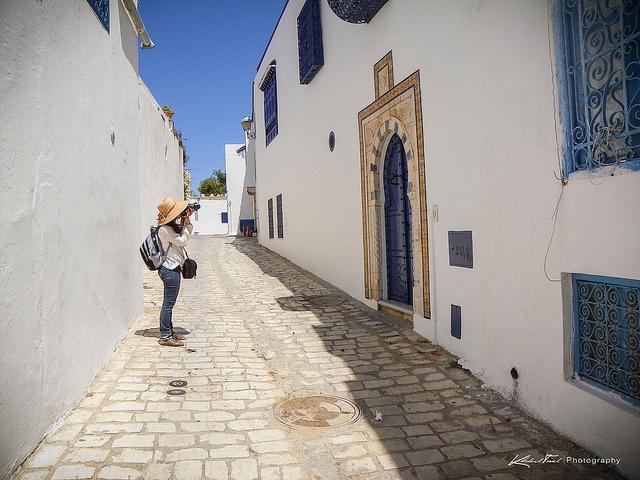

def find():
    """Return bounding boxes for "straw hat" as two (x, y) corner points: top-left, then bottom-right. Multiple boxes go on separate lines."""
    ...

(157, 197), (188, 226)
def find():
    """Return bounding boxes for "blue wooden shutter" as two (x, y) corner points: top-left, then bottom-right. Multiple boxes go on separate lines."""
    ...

(86, 0), (110, 32)
(221, 212), (228, 224)
(276, 194), (284, 238)
(268, 199), (274, 239)
(260, 64), (279, 146)
(297, 0), (324, 84)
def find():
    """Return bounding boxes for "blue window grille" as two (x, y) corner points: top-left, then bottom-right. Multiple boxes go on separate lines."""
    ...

(260, 63), (278, 146)
(573, 273), (640, 406)
(268, 198), (274, 239)
(221, 212), (228, 224)
(276, 194), (284, 238)
(556, 0), (640, 176)
(86, 0), (110, 32)
(297, 0), (324, 84)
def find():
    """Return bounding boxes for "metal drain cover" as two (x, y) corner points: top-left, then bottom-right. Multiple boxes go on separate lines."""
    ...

(274, 395), (361, 428)
(167, 389), (186, 396)
(169, 380), (187, 387)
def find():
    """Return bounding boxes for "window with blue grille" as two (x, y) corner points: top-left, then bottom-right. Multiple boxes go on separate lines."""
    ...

(276, 194), (284, 238)
(556, 0), (640, 176)
(260, 63), (278, 146)
(573, 274), (640, 406)
(297, 0), (324, 84)
(86, 0), (110, 32)
(268, 198), (274, 239)
(221, 212), (228, 224)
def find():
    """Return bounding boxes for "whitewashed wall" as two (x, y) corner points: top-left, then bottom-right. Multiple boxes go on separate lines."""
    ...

(189, 197), (229, 235)
(139, 81), (185, 237)
(245, 133), (258, 233)
(0, 0), (182, 477)
(225, 143), (254, 235)
(253, 0), (640, 477)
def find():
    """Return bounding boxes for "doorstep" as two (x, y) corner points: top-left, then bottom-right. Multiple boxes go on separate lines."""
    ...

(377, 299), (413, 323)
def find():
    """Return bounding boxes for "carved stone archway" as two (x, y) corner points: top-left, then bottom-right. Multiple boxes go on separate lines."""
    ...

(358, 57), (430, 318)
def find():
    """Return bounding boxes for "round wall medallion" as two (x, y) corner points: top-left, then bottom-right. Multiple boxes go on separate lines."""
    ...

(273, 394), (361, 429)
(329, 131), (336, 152)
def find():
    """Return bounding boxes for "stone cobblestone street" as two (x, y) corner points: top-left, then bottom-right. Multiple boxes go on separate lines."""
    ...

(13, 237), (626, 480)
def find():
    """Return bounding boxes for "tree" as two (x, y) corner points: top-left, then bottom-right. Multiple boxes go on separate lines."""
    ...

(198, 169), (227, 196)
(175, 129), (192, 199)
(212, 169), (226, 190)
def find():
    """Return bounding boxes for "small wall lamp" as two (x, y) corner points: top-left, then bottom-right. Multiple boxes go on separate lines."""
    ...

(241, 116), (256, 139)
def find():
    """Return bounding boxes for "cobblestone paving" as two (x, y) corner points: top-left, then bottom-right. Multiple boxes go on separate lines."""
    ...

(13, 237), (626, 480)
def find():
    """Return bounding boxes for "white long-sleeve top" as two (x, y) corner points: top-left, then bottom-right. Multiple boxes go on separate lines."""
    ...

(159, 223), (193, 270)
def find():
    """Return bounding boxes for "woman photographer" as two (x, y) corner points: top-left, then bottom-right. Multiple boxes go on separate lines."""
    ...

(155, 197), (195, 347)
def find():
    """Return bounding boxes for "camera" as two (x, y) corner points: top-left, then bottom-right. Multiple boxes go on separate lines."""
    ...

(187, 202), (201, 211)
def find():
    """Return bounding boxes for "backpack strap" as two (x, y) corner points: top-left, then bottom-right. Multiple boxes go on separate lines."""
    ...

(158, 226), (172, 267)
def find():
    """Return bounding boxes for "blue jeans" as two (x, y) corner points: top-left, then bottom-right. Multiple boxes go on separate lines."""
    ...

(158, 266), (181, 340)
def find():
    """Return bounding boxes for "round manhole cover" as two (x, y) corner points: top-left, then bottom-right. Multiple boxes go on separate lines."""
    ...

(273, 395), (361, 429)
(306, 294), (345, 307)
(167, 389), (186, 396)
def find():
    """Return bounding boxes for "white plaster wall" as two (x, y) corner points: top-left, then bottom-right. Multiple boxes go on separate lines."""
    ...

(225, 143), (254, 235)
(253, 0), (640, 477)
(246, 132), (259, 235)
(0, 1), (182, 477)
(139, 81), (185, 237)
(189, 198), (229, 235)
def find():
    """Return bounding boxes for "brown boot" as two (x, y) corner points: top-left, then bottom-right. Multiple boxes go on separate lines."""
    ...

(159, 337), (184, 347)
(173, 333), (186, 340)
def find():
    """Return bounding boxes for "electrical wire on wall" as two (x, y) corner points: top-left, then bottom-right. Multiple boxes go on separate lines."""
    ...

(542, 0), (629, 282)
(586, 123), (631, 185)
(544, 0), (566, 283)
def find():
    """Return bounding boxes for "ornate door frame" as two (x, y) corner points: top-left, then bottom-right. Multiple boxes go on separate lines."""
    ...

(358, 57), (430, 318)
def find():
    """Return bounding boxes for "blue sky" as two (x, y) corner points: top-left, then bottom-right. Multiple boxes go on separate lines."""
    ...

(138, 0), (287, 194)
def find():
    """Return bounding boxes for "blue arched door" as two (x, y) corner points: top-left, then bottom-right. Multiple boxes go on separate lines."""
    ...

(383, 134), (413, 305)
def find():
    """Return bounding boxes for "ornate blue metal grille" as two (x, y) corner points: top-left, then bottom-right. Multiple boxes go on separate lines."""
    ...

(221, 212), (228, 224)
(557, 0), (640, 175)
(327, 0), (388, 24)
(86, 0), (110, 32)
(260, 65), (278, 146)
(573, 274), (640, 406)
(297, 0), (324, 84)
(276, 194), (284, 238)
(268, 198), (274, 239)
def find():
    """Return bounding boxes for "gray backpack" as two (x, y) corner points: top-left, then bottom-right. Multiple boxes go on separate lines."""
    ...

(139, 226), (170, 270)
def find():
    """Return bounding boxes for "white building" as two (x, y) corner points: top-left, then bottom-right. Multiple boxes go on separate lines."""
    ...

(225, 142), (256, 236)
(0, 1), (183, 477)
(250, 0), (640, 477)
(189, 196), (229, 235)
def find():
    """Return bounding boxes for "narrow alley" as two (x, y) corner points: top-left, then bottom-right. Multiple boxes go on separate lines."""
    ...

(13, 237), (624, 480)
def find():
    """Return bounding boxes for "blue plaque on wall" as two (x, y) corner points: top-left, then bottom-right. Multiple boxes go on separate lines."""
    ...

(451, 304), (461, 339)
(448, 231), (473, 268)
